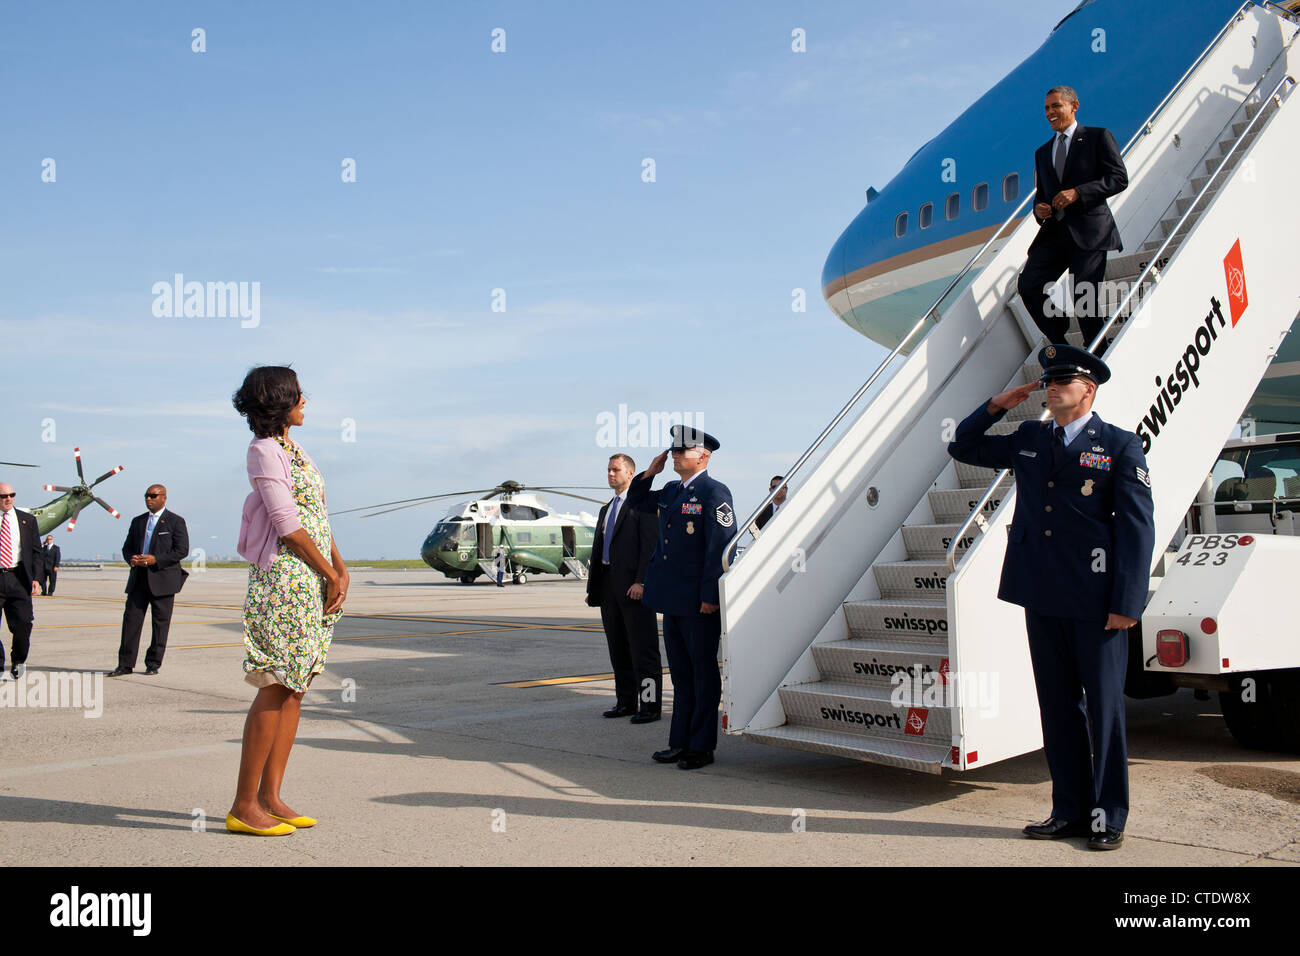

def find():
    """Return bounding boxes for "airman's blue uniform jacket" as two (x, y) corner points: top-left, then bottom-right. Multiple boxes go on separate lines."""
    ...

(626, 470), (736, 617)
(948, 403), (1155, 623)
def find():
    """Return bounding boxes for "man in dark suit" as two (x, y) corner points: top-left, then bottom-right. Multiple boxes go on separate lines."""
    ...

(948, 345), (1155, 850)
(0, 481), (43, 679)
(1017, 86), (1129, 348)
(754, 475), (787, 531)
(40, 535), (61, 595)
(586, 453), (662, 723)
(625, 426), (736, 770)
(109, 484), (189, 676)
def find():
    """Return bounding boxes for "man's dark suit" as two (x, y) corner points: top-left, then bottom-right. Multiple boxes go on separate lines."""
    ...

(41, 542), (61, 595)
(948, 402), (1154, 832)
(1017, 125), (1128, 346)
(586, 494), (661, 715)
(116, 509), (190, 672)
(0, 508), (43, 672)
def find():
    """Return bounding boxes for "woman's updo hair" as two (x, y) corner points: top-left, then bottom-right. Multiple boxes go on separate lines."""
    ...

(233, 366), (301, 438)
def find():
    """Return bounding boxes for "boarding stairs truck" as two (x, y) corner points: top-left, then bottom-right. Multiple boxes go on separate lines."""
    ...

(718, 3), (1300, 771)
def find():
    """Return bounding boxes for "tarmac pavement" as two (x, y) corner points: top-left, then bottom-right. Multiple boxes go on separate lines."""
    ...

(2, 568), (1298, 866)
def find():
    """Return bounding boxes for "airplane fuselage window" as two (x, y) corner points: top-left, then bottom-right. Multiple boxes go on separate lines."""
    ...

(894, 211), (908, 238)
(918, 202), (933, 229)
(945, 192), (959, 220)
(1002, 172), (1020, 203)
(972, 182), (989, 212)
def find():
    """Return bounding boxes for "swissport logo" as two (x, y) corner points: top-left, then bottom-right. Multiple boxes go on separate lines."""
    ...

(905, 708), (929, 736)
(1135, 238), (1247, 454)
(1223, 239), (1248, 326)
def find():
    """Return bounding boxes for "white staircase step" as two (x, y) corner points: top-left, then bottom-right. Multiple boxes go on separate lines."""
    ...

(872, 559), (951, 598)
(843, 598), (948, 641)
(562, 557), (588, 579)
(902, 522), (976, 559)
(927, 481), (1011, 523)
(779, 680), (954, 745)
(954, 460), (1001, 489)
(478, 561), (498, 578)
(743, 725), (950, 774)
(812, 639), (949, 689)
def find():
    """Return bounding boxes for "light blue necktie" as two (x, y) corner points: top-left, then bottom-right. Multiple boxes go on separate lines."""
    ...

(602, 497), (619, 564)
(143, 514), (158, 554)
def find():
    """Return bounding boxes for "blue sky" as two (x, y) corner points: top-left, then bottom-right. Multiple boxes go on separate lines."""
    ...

(1, 0), (1064, 559)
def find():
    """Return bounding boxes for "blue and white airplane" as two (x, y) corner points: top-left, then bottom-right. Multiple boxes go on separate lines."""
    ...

(822, 0), (1299, 428)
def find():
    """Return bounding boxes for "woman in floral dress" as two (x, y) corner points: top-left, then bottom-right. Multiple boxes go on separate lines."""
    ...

(227, 366), (349, 836)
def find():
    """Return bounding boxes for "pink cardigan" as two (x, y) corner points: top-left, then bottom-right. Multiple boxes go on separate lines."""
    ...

(237, 437), (321, 571)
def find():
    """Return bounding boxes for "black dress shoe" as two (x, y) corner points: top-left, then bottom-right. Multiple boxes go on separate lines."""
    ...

(1088, 827), (1125, 850)
(677, 750), (714, 770)
(602, 704), (636, 718)
(1023, 816), (1090, 839)
(107, 666), (133, 677)
(630, 711), (661, 724)
(652, 748), (685, 763)
(144, 667), (159, 676)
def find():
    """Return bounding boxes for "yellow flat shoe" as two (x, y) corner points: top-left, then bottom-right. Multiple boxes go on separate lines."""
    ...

(269, 813), (317, 828)
(226, 813), (296, 836)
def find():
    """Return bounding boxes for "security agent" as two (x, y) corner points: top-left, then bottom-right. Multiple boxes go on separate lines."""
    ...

(625, 425), (736, 770)
(947, 345), (1154, 849)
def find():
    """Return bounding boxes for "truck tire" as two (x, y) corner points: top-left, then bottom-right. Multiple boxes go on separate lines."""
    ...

(1220, 669), (1300, 753)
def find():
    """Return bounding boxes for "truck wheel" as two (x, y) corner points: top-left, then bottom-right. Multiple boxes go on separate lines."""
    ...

(1220, 669), (1300, 753)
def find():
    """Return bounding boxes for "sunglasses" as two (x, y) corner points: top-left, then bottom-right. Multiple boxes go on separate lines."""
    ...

(1040, 374), (1086, 387)
(145, 493), (163, 498)
(0, 493), (14, 499)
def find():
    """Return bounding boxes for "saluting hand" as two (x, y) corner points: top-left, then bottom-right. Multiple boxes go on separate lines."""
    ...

(645, 450), (669, 477)
(988, 382), (1037, 412)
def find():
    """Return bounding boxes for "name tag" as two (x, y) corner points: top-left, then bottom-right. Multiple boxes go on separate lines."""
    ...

(1017, 450), (1037, 458)
(681, 503), (703, 515)
(1079, 452), (1112, 471)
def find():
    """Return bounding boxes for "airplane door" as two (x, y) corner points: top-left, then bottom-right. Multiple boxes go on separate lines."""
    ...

(477, 523), (494, 558)
(562, 525), (576, 557)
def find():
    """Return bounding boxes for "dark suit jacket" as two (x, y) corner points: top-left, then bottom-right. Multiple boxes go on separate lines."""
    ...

(122, 509), (190, 597)
(6, 509), (43, 587)
(1031, 125), (1127, 253)
(43, 544), (61, 573)
(947, 403), (1154, 623)
(585, 495), (655, 608)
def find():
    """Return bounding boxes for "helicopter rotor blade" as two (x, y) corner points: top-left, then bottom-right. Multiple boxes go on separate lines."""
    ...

(90, 465), (125, 487)
(43, 484), (78, 493)
(359, 499), (457, 518)
(73, 447), (86, 484)
(529, 488), (608, 504)
(66, 501), (88, 532)
(330, 488), (502, 517)
(0, 461), (38, 468)
(93, 497), (122, 518)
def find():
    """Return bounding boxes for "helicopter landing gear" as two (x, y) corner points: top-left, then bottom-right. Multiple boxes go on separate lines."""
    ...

(512, 572), (527, 585)
(459, 573), (477, 585)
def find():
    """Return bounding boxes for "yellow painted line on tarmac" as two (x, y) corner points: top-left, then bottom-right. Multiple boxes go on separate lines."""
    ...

(498, 668), (671, 689)
(170, 627), (517, 650)
(38, 618), (235, 629)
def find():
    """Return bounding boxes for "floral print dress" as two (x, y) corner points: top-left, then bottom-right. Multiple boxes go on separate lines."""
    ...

(242, 438), (342, 692)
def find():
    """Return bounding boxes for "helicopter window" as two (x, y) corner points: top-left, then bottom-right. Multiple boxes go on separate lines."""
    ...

(514, 531), (533, 543)
(893, 211), (907, 238)
(500, 503), (546, 521)
(945, 192), (959, 220)
(918, 202), (933, 229)
(1002, 172), (1019, 203)
(972, 182), (989, 212)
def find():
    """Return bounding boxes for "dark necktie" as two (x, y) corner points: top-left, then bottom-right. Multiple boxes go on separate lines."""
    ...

(602, 497), (619, 564)
(1054, 132), (1068, 181)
